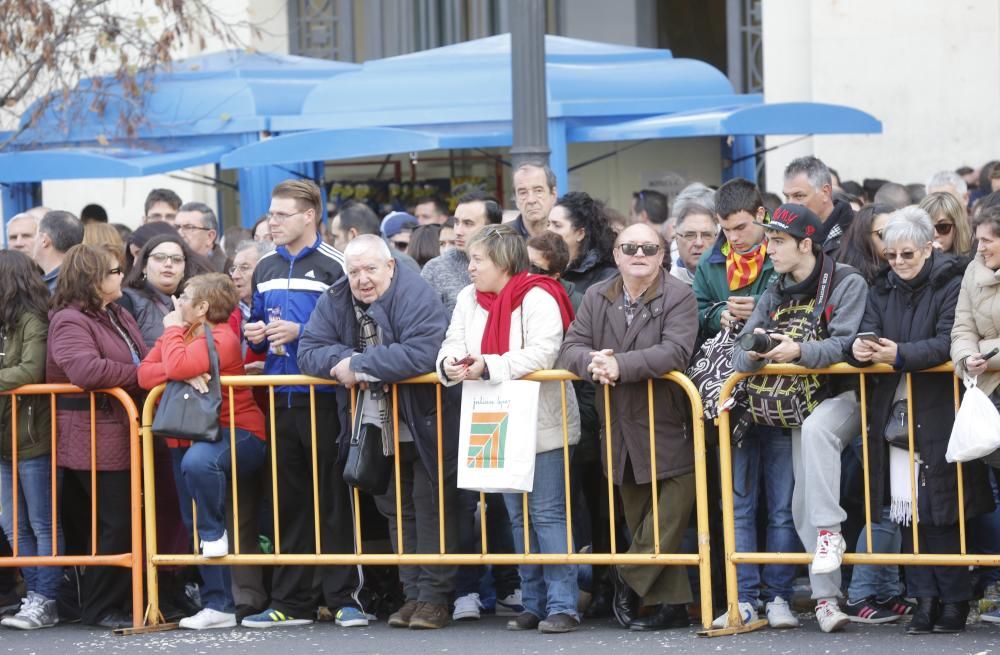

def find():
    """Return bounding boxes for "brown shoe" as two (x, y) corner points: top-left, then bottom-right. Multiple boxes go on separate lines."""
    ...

(408, 602), (450, 630)
(538, 612), (580, 633)
(388, 600), (421, 628)
(506, 611), (541, 631)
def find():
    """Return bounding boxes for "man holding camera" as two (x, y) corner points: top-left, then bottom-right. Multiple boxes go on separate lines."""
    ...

(732, 203), (866, 633)
(695, 180), (799, 630)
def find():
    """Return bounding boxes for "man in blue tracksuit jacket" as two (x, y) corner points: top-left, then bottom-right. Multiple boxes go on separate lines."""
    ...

(298, 234), (459, 629)
(242, 180), (365, 629)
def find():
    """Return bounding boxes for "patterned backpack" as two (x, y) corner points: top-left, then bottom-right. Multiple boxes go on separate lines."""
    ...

(745, 260), (836, 427)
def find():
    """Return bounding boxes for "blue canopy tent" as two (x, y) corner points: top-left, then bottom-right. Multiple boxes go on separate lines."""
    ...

(221, 34), (881, 190)
(0, 51), (358, 222)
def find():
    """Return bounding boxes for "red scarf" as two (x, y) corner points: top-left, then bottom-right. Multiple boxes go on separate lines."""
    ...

(476, 272), (575, 355)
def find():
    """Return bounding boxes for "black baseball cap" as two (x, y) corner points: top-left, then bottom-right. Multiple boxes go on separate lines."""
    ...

(755, 203), (822, 240)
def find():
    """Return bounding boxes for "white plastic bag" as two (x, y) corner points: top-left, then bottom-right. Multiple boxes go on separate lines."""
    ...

(457, 379), (539, 493)
(946, 376), (1000, 463)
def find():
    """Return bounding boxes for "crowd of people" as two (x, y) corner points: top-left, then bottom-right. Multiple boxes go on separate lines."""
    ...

(0, 155), (999, 638)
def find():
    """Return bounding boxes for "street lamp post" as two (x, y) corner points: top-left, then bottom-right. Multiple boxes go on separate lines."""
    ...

(509, 0), (549, 170)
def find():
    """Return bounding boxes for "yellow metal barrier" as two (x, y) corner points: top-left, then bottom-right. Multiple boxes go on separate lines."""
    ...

(141, 370), (714, 629)
(707, 363), (959, 637)
(1, 384), (144, 630)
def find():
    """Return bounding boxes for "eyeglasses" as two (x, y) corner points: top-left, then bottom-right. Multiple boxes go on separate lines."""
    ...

(678, 231), (716, 242)
(149, 253), (185, 265)
(530, 264), (552, 276)
(176, 224), (212, 233)
(267, 211), (304, 223)
(934, 221), (954, 236)
(107, 267), (123, 276)
(229, 264), (254, 275)
(882, 249), (919, 261)
(618, 242), (661, 257)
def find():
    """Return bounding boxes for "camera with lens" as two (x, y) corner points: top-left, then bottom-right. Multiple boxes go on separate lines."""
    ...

(737, 332), (779, 354)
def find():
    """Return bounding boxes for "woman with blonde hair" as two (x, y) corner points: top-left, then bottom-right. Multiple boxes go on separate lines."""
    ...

(919, 191), (973, 257)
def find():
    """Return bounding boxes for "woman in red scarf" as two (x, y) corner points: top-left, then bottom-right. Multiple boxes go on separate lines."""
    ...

(436, 224), (582, 634)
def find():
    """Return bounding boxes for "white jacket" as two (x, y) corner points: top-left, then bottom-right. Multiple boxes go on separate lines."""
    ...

(437, 284), (581, 454)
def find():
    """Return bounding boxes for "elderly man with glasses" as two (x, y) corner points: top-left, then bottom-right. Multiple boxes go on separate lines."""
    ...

(558, 222), (699, 632)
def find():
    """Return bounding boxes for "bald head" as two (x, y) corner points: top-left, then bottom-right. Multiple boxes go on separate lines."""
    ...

(344, 233), (392, 261)
(615, 222), (662, 248)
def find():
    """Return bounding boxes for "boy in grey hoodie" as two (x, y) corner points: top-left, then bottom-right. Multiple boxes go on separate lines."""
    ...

(733, 204), (866, 633)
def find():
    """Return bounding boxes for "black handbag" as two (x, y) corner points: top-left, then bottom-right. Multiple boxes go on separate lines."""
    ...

(883, 399), (910, 449)
(151, 326), (222, 443)
(343, 389), (391, 495)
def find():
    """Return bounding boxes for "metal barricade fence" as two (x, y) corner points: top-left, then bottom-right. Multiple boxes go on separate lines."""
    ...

(708, 363), (964, 637)
(0, 384), (144, 630)
(140, 370), (714, 629)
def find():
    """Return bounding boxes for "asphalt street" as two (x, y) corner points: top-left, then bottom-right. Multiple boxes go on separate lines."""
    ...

(6, 614), (1000, 655)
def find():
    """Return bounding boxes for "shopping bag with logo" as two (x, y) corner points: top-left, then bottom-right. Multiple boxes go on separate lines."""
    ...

(946, 375), (1000, 463)
(457, 379), (539, 493)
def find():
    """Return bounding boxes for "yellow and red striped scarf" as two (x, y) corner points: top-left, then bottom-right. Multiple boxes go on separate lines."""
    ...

(722, 240), (767, 291)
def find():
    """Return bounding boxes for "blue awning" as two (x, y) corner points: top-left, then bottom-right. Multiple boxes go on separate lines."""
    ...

(220, 124), (513, 169)
(0, 145), (231, 182)
(568, 102), (882, 141)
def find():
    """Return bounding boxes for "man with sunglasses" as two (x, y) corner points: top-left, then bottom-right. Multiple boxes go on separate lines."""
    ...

(559, 222), (699, 632)
(732, 203), (867, 633)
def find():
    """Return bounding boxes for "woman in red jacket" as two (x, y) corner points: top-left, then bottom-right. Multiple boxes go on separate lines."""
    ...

(139, 273), (266, 631)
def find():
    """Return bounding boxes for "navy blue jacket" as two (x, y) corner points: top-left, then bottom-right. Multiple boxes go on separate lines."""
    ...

(249, 235), (344, 401)
(297, 262), (458, 477)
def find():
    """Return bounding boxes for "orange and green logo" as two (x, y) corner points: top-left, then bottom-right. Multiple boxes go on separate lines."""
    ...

(466, 411), (508, 469)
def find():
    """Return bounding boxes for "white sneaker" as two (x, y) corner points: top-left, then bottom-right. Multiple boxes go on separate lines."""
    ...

(495, 589), (524, 617)
(1, 592), (58, 630)
(815, 600), (849, 633)
(452, 593), (483, 621)
(201, 531), (229, 558)
(711, 601), (757, 629)
(811, 530), (846, 575)
(765, 596), (799, 629)
(178, 607), (237, 630)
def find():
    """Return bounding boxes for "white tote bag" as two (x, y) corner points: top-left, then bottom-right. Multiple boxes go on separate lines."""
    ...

(946, 375), (1000, 463)
(457, 379), (540, 493)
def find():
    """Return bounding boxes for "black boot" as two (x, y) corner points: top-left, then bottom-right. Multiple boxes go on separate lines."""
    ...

(628, 604), (690, 631)
(611, 566), (638, 628)
(906, 597), (939, 635)
(933, 601), (969, 633)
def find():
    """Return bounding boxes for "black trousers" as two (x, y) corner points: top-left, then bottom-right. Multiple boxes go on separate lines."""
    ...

(902, 522), (972, 603)
(63, 468), (132, 624)
(270, 401), (360, 616)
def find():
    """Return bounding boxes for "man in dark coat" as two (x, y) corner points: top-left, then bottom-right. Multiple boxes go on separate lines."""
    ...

(558, 223), (699, 632)
(298, 234), (457, 631)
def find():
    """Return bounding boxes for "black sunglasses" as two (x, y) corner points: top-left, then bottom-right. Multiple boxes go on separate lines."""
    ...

(933, 222), (954, 236)
(618, 242), (661, 257)
(392, 241), (408, 251)
(882, 249), (919, 261)
(108, 267), (123, 276)
(530, 264), (552, 276)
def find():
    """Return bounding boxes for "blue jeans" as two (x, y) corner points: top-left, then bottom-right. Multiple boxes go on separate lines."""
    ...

(171, 429), (267, 612)
(847, 505), (902, 600)
(503, 448), (578, 620)
(0, 455), (63, 599)
(732, 425), (798, 603)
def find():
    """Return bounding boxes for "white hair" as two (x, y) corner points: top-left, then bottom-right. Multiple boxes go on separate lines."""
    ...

(344, 233), (392, 261)
(235, 239), (273, 257)
(6, 212), (37, 227)
(672, 182), (716, 217)
(883, 205), (934, 247)
(926, 170), (968, 196)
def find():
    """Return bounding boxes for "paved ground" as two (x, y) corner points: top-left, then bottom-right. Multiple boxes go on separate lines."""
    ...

(6, 615), (1000, 655)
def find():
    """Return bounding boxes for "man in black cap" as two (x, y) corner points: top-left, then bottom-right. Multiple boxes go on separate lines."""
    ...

(732, 203), (867, 634)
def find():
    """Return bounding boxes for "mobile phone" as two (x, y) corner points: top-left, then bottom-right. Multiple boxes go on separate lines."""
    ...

(857, 332), (880, 343)
(456, 355), (475, 367)
(983, 347), (1000, 361)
